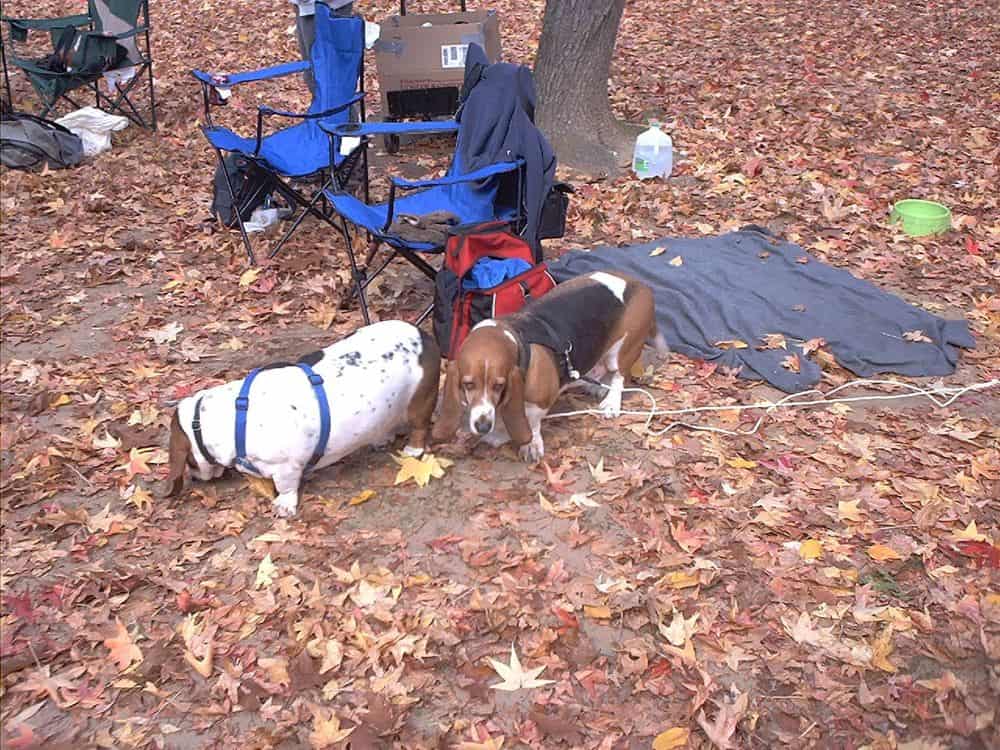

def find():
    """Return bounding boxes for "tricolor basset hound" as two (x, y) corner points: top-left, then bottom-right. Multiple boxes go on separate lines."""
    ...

(167, 320), (440, 516)
(432, 271), (665, 462)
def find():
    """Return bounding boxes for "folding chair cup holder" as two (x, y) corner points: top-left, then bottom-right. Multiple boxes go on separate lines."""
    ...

(192, 7), (367, 265)
(2, 0), (157, 129)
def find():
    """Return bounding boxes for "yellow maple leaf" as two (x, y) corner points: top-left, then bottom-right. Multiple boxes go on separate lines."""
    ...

(838, 499), (863, 522)
(127, 485), (153, 513)
(952, 520), (989, 543)
(238, 267), (261, 289)
(870, 624), (897, 673)
(348, 489), (376, 506)
(392, 452), (452, 487)
(799, 539), (823, 560)
(583, 604), (612, 619)
(255, 553), (277, 589)
(245, 475), (276, 499)
(50, 394), (72, 407)
(664, 570), (700, 589)
(726, 456), (756, 469)
(867, 544), (903, 562)
(652, 727), (690, 750)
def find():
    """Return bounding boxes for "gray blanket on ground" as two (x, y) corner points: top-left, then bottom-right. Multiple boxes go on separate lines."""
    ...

(547, 226), (976, 392)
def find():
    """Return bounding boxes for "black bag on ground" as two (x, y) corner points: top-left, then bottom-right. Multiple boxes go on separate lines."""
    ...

(211, 154), (274, 227)
(536, 182), (574, 240)
(0, 109), (84, 170)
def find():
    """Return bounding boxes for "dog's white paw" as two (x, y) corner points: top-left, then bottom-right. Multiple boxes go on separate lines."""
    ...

(598, 393), (622, 418)
(272, 495), (298, 518)
(519, 439), (544, 464)
(401, 444), (424, 458)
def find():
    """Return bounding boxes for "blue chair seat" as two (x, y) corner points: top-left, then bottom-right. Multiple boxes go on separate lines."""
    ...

(204, 120), (344, 178)
(326, 188), (517, 251)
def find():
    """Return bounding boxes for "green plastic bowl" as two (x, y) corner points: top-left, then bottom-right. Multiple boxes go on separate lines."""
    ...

(889, 199), (951, 236)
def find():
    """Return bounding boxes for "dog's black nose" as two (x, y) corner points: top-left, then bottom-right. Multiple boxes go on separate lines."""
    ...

(473, 416), (493, 435)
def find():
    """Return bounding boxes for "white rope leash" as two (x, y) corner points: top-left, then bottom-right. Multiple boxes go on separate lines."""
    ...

(544, 378), (1000, 438)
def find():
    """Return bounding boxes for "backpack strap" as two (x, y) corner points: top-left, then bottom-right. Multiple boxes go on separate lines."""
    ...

(295, 362), (331, 472)
(234, 369), (262, 474)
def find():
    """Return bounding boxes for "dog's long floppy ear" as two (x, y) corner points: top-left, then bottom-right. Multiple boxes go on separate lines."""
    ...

(166, 409), (191, 497)
(431, 361), (463, 443)
(499, 366), (532, 446)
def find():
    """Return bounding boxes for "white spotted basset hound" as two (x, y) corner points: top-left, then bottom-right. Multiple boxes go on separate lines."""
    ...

(167, 320), (440, 516)
(432, 271), (665, 462)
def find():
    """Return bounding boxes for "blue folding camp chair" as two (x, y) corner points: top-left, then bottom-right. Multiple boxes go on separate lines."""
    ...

(192, 5), (365, 264)
(318, 117), (525, 325)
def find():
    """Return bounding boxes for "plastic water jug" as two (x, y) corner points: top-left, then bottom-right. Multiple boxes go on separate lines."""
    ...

(632, 122), (673, 179)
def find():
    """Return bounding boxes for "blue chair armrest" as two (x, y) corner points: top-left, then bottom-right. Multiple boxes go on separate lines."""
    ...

(192, 60), (311, 88)
(321, 120), (459, 138)
(259, 91), (364, 120)
(392, 160), (523, 190)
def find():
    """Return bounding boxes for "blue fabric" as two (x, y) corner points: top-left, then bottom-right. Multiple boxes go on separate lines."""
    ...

(199, 8), (362, 178)
(295, 363), (331, 472)
(391, 160), (521, 190)
(548, 226), (977, 392)
(233, 364), (332, 475)
(234, 369), (262, 475)
(462, 258), (532, 290)
(192, 61), (310, 87)
(327, 189), (517, 251)
(325, 120), (459, 137)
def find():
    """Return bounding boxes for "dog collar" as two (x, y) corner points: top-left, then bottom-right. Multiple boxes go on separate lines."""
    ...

(191, 397), (220, 467)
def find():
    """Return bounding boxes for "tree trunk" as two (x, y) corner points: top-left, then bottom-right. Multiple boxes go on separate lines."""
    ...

(534, 0), (632, 176)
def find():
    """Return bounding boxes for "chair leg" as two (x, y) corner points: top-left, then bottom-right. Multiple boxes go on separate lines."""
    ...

(339, 216), (370, 325)
(214, 148), (255, 265)
(146, 61), (157, 131)
(268, 184), (327, 260)
(414, 303), (434, 326)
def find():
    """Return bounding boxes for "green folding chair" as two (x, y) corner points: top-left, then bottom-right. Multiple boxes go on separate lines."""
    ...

(2, 0), (156, 129)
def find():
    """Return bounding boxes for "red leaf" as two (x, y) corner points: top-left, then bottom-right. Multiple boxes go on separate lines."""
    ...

(965, 237), (980, 256)
(742, 157), (763, 177)
(956, 541), (1000, 569)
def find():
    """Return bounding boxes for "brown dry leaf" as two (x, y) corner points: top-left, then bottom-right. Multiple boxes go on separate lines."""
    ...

(714, 339), (748, 350)
(757, 333), (787, 350)
(781, 353), (801, 373)
(309, 708), (354, 749)
(103, 619), (143, 671)
(902, 329), (932, 343)
(583, 604), (612, 619)
(870, 625), (897, 673)
(867, 544), (904, 562)
(697, 688), (748, 749)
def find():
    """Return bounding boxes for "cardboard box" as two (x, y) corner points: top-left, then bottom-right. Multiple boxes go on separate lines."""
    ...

(374, 10), (501, 115)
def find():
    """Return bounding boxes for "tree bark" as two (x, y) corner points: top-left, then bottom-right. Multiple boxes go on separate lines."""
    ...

(534, 0), (632, 176)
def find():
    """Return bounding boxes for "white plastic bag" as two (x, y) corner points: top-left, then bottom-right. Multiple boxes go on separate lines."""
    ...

(55, 106), (130, 158)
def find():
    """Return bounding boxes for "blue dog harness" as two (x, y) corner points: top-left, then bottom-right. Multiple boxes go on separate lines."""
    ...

(234, 362), (331, 475)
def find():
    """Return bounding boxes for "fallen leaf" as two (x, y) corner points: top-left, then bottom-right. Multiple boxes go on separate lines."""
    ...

(799, 539), (823, 560)
(652, 727), (690, 750)
(583, 604), (612, 619)
(587, 456), (618, 484)
(659, 610), (700, 646)
(669, 255), (684, 266)
(952, 520), (989, 543)
(697, 689), (748, 749)
(714, 339), (748, 350)
(487, 644), (555, 691)
(649, 245), (668, 257)
(781, 353), (801, 372)
(902, 329), (932, 343)
(867, 544), (903, 562)
(103, 619), (143, 671)
(392, 453), (452, 487)
(309, 708), (354, 749)
(348, 489), (376, 506)
(255, 553), (277, 589)
(838, 500), (863, 523)
(726, 456), (756, 470)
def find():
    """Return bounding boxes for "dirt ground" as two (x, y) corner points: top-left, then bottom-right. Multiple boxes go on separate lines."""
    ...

(2, 1), (999, 749)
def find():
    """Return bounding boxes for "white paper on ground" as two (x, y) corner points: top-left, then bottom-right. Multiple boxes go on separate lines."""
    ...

(103, 65), (137, 94)
(364, 21), (380, 49)
(55, 106), (130, 157)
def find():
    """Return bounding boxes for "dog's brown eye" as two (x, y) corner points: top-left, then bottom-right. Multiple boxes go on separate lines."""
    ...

(462, 381), (474, 391)
(492, 382), (505, 392)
